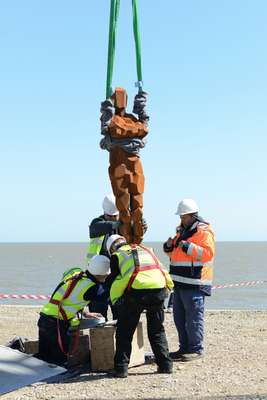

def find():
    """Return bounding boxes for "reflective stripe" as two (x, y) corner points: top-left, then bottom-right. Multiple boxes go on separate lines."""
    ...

(187, 243), (194, 256)
(87, 252), (96, 260)
(171, 274), (212, 286)
(63, 304), (82, 314)
(171, 261), (203, 267)
(206, 260), (214, 267)
(197, 246), (203, 261)
(89, 237), (104, 246)
(67, 280), (91, 304)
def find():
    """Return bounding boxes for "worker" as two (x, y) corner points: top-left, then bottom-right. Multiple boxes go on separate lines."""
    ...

(87, 193), (120, 263)
(86, 193), (120, 319)
(107, 234), (174, 378)
(86, 193), (147, 319)
(163, 199), (215, 362)
(36, 255), (110, 367)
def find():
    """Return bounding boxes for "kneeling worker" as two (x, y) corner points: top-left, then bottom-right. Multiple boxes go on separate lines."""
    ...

(37, 255), (110, 367)
(107, 234), (174, 378)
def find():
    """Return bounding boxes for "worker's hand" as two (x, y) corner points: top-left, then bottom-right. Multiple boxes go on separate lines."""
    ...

(83, 311), (103, 319)
(166, 237), (173, 248)
(141, 218), (148, 234)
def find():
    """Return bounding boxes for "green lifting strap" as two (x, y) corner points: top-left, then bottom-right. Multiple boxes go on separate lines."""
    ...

(105, 0), (143, 99)
(106, 0), (120, 99)
(132, 0), (143, 91)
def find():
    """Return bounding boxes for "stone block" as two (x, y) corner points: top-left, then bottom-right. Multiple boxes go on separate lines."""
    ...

(90, 321), (144, 372)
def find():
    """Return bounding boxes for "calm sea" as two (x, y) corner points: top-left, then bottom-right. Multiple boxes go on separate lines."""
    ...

(0, 242), (266, 309)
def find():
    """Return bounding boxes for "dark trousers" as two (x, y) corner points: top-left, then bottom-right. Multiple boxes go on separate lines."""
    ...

(37, 313), (70, 366)
(114, 288), (172, 371)
(173, 287), (205, 354)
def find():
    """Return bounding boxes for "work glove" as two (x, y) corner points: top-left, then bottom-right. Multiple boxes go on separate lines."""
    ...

(141, 218), (148, 234)
(163, 238), (174, 253)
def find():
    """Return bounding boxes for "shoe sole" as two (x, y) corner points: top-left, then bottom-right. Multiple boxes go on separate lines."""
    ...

(180, 355), (203, 362)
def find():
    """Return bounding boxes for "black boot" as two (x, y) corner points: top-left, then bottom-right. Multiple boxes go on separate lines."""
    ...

(113, 367), (128, 378)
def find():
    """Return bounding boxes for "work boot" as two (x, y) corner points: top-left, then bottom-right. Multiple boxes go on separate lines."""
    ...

(113, 368), (128, 378)
(157, 365), (173, 374)
(169, 350), (185, 361)
(181, 352), (203, 362)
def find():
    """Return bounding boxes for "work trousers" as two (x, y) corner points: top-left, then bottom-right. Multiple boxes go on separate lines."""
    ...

(37, 313), (69, 367)
(114, 288), (172, 372)
(173, 286), (205, 354)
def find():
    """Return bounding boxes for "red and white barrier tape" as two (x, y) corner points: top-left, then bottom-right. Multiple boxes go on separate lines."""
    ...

(0, 293), (50, 300)
(212, 280), (267, 290)
(0, 280), (266, 300)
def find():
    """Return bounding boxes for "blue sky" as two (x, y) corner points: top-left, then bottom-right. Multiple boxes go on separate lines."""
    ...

(1, 1), (266, 242)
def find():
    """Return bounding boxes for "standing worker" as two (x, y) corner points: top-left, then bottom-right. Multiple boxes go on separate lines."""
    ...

(106, 234), (174, 378)
(37, 255), (110, 367)
(86, 194), (120, 319)
(86, 194), (120, 263)
(164, 199), (215, 361)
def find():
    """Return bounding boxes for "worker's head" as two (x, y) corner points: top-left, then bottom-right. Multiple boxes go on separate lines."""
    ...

(87, 255), (110, 283)
(102, 194), (119, 221)
(175, 198), (199, 228)
(112, 87), (128, 115)
(106, 234), (127, 255)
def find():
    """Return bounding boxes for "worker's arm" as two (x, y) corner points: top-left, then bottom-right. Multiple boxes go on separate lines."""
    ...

(83, 283), (109, 303)
(89, 217), (120, 238)
(178, 226), (215, 263)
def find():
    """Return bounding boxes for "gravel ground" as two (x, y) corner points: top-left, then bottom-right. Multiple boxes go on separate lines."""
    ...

(0, 305), (266, 400)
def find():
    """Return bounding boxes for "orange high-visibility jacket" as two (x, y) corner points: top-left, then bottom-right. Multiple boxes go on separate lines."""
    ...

(166, 222), (215, 295)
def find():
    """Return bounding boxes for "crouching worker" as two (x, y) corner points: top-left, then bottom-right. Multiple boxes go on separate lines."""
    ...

(36, 255), (110, 367)
(106, 234), (174, 378)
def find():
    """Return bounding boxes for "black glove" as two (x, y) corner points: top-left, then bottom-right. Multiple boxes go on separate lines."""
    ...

(141, 218), (148, 234)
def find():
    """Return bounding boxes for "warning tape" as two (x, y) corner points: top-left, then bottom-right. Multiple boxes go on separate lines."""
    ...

(0, 293), (50, 300)
(212, 280), (267, 290)
(0, 280), (266, 300)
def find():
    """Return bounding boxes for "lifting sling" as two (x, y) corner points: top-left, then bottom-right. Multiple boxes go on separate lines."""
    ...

(106, 0), (143, 98)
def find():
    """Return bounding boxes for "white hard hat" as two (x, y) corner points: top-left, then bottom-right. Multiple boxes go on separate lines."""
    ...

(102, 194), (119, 216)
(106, 234), (126, 255)
(88, 255), (110, 276)
(175, 198), (199, 216)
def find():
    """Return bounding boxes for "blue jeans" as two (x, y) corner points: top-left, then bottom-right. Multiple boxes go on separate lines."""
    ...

(173, 287), (205, 354)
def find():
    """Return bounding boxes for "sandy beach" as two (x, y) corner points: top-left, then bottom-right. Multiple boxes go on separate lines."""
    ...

(0, 305), (266, 400)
